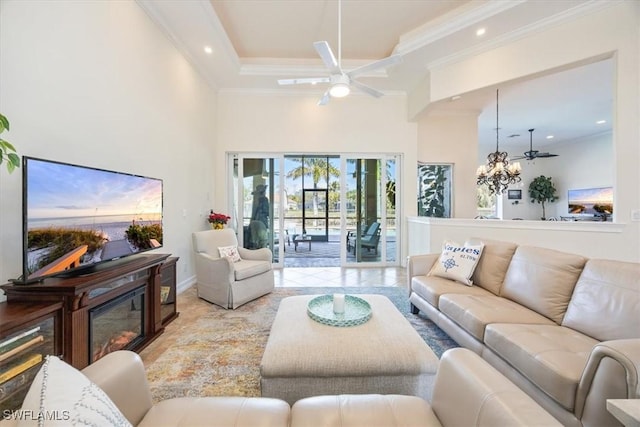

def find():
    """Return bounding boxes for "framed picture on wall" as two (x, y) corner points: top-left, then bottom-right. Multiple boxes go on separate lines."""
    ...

(507, 189), (522, 200)
(417, 162), (453, 218)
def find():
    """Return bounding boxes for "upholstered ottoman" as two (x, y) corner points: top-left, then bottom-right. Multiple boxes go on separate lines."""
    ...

(260, 294), (439, 405)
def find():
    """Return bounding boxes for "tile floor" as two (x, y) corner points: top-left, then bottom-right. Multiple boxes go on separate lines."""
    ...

(274, 266), (407, 288)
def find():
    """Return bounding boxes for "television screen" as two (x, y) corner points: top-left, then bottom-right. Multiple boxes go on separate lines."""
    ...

(568, 187), (613, 216)
(20, 157), (163, 283)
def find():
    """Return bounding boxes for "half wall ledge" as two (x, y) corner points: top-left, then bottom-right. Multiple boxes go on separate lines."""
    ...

(406, 217), (636, 263)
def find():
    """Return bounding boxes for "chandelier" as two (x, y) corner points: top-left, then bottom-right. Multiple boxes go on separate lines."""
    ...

(476, 89), (522, 195)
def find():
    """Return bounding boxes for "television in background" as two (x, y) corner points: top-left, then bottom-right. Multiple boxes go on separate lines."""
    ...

(568, 186), (613, 218)
(17, 157), (163, 283)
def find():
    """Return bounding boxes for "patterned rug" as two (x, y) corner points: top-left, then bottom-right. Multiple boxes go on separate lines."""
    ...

(140, 286), (458, 402)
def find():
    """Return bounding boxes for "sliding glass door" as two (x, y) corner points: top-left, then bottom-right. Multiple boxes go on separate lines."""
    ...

(342, 155), (398, 265)
(229, 153), (400, 268)
(230, 155), (284, 266)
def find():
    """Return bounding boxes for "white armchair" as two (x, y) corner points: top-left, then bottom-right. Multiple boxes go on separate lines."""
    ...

(192, 228), (274, 309)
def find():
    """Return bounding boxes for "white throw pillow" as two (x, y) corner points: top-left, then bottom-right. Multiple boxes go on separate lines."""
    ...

(18, 355), (132, 426)
(429, 240), (485, 286)
(218, 245), (241, 262)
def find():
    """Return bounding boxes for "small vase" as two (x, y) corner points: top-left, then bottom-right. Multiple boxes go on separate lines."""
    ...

(212, 223), (224, 230)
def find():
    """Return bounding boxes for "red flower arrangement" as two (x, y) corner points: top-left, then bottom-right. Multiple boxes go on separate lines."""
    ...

(208, 211), (230, 229)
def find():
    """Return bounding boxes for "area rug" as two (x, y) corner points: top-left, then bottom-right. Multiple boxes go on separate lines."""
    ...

(140, 286), (458, 402)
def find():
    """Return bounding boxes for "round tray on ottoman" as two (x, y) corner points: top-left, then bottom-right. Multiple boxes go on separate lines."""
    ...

(306, 294), (372, 327)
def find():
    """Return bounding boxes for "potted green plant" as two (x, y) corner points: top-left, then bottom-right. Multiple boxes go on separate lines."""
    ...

(528, 175), (558, 220)
(0, 113), (20, 173)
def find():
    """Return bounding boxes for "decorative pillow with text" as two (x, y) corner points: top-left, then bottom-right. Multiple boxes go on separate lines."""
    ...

(218, 245), (241, 262)
(429, 240), (485, 286)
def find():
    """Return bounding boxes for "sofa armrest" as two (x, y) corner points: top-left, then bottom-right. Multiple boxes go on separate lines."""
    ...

(432, 348), (561, 426)
(239, 247), (272, 262)
(575, 339), (640, 420)
(407, 253), (439, 290)
(195, 252), (234, 284)
(81, 350), (153, 426)
(291, 348), (560, 427)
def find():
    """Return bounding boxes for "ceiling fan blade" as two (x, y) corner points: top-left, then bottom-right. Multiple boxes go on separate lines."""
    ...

(317, 91), (330, 106)
(350, 80), (384, 98)
(511, 155), (526, 161)
(536, 153), (559, 158)
(278, 77), (330, 86)
(347, 54), (402, 78)
(313, 41), (341, 74)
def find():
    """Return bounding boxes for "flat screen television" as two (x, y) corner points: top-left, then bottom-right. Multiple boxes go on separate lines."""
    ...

(568, 186), (613, 216)
(16, 156), (163, 283)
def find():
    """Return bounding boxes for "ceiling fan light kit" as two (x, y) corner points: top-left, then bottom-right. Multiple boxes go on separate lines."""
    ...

(329, 75), (350, 98)
(277, 0), (401, 105)
(329, 83), (350, 98)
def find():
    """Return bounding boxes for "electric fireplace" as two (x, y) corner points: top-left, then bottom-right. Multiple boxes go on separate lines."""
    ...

(89, 287), (145, 363)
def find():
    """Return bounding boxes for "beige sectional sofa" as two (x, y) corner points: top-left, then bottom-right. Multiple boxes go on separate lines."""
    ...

(408, 239), (640, 427)
(1, 348), (560, 426)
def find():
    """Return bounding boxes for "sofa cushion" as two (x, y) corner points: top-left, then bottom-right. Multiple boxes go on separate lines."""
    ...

(469, 238), (517, 295)
(501, 246), (587, 324)
(411, 275), (494, 309)
(439, 294), (555, 341)
(484, 323), (598, 411)
(19, 355), (132, 427)
(429, 241), (484, 286)
(234, 259), (271, 281)
(562, 259), (640, 341)
(290, 394), (439, 427)
(138, 396), (290, 427)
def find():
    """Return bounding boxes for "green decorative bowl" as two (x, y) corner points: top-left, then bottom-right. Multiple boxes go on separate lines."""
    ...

(307, 294), (372, 327)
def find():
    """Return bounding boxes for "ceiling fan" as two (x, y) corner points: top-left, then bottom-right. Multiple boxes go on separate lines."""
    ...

(277, 0), (402, 106)
(512, 128), (559, 160)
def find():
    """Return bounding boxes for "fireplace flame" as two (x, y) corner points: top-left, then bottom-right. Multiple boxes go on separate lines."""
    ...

(93, 330), (138, 362)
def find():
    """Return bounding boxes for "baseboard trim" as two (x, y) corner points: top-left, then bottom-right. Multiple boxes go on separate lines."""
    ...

(177, 275), (196, 294)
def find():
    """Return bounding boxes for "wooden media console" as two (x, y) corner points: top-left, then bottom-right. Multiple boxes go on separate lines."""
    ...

(0, 253), (178, 371)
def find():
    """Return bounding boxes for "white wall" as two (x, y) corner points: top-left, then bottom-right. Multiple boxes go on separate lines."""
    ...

(416, 110), (479, 218)
(0, 0), (217, 297)
(409, 1), (639, 260)
(215, 91), (418, 239)
(426, 2), (638, 221)
(501, 132), (613, 221)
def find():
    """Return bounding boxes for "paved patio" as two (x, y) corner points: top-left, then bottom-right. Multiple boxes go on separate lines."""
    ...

(275, 238), (397, 267)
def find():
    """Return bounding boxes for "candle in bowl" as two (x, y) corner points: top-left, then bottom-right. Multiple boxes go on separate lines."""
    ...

(333, 293), (345, 314)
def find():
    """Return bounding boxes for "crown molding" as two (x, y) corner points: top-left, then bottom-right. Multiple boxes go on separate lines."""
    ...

(136, 0), (240, 90)
(426, 0), (619, 70)
(240, 60), (391, 78)
(218, 87), (406, 98)
(394, 0), (526, 57)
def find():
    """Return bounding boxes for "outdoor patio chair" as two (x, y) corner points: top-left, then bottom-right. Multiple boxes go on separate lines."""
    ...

(360, 225), (381, 254)
(347, 221), (381, 254)
(346, 223), (368, 252)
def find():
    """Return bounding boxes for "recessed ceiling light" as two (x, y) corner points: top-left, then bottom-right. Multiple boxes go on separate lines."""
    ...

(546, 135), (554, 139)
(204, 46), (213, 54)
(450, 95), (461, 101)
(476, 28), (486, 37)
(596, 119), (606, 124)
